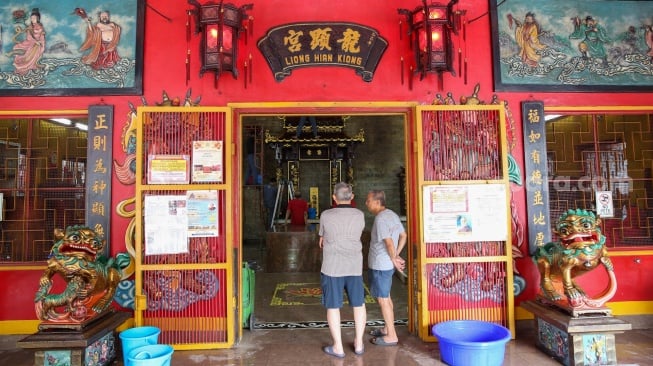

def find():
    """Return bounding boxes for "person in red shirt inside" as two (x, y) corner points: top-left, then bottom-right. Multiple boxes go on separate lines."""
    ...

(285, 191), (308, 227)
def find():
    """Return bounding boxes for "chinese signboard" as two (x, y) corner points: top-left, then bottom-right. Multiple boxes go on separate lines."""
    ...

(86, 105), (113, 257)
(257, 22), (388, 82)
(521, 101), (551, 255)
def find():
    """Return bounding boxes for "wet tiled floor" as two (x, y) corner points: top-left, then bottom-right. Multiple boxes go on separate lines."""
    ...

(1, 322), (651, 365)
(1, 242), (651, 365)
(165, 323), (652, 366)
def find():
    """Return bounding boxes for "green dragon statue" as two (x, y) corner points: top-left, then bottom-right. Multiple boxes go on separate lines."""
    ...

(533, 208), (617, 309)
(35, 225), (131, 323)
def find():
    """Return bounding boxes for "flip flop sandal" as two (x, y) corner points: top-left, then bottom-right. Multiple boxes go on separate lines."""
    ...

(322, 346), (345, 358)
(353, 344), (365, 355)
(371, 337), (398, 346)
(369, 329), (387, 337)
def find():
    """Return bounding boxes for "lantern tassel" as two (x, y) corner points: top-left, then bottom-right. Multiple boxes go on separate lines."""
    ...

(464, 58), (468, 85)
(244, 61), (248, 89)
(458, 48), (462, 78)
(463, 20), (467, 42)
(186, 50), (190, 85)
(186, 11), (191, 42)
(249, 54), (253, 83)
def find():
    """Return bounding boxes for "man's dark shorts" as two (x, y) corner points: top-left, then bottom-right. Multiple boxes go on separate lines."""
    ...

(369, 269), (394, 298)
(321, 274), (365, 309)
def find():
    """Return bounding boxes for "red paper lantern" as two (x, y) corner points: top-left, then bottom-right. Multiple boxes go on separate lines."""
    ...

(189, 1), (252, 85)
(399, 1), (459, 80)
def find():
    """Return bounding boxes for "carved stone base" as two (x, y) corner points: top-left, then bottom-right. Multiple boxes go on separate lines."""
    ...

(522, 300), (631, 366)
(38, 309), (117, 332)
(535, 295), (613, 317)
(18, 311), (130, 366)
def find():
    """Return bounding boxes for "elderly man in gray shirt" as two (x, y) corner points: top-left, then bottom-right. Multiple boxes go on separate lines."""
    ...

(319, 182), (366, 358)
(365, 189), (407, 346)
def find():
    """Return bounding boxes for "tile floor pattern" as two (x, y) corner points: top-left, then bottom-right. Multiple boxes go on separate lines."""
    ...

(1, 242), (652, 365)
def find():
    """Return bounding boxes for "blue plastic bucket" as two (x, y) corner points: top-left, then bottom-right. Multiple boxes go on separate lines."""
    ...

(127, 345), (174, 366)
(432, 320), (511, 366)
(119, 326), (161, 366)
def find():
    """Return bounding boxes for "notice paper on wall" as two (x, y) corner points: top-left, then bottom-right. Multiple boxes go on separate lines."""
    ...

(187, 190), (219, 237)
(596, 191), (614, 218)
(191, 141), (223, 183)
(144, 195), (189, 255)
(147, 154), (190, 184)
(422, 184), (508, 243)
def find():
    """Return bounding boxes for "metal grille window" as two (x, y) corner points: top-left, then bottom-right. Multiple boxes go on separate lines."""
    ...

(0, 117), (87, 263)
(546, 113), (653, 248)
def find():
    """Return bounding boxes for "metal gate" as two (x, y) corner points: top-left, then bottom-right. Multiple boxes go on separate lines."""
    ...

(134, 106), (237, 349)
(414, 104), (515, 341)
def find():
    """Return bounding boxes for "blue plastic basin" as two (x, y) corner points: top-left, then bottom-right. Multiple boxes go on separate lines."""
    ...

(127, 344), (174, 366)
(119, 326), (161, 366)
(432, 320), (511, 366)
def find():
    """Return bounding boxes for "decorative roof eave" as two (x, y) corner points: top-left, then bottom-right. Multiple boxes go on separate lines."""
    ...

(265, 129), (365, 144)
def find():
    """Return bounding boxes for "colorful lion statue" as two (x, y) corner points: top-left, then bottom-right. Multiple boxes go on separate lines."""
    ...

(35, 225), (131, 323)
(533, 208), (616, 309)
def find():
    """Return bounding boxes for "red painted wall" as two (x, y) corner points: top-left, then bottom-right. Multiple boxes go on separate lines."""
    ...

(1, 0), (652, 322)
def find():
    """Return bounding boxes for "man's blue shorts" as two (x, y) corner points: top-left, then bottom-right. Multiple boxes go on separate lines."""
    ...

(320, 274), (365, 309)
(368, 269), (394, 298)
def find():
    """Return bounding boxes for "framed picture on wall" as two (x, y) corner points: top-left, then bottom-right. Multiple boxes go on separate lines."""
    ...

(0, 0), (144, 96)
(490, 0), (653, 92)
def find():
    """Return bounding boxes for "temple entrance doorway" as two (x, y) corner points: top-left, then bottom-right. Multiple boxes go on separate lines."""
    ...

(235, 104), (414, 329)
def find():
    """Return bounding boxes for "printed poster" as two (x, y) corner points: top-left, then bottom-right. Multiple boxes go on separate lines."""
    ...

(147, 155), (190, 184)
(144, 195), (189, 255)
(422, 184), (508, 243)
(187, 190), (219, 237)
(192, 141), (223, 183)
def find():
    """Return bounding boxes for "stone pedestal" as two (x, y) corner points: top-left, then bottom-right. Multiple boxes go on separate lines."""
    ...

(18, 311), (130, 366)
(521, 300), (631, 366)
